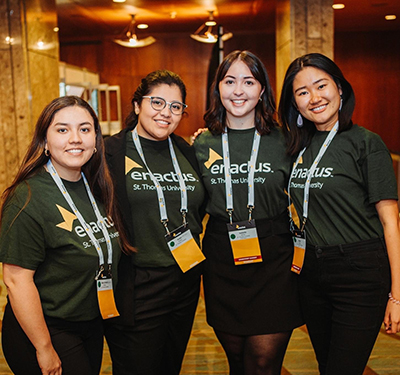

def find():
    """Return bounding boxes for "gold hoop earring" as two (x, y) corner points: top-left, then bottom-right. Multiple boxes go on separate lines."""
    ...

(93, 147), (97, 154)
(44, 149), (49, 157)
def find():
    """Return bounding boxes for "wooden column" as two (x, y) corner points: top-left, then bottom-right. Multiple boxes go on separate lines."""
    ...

(275, 0), (334, 100)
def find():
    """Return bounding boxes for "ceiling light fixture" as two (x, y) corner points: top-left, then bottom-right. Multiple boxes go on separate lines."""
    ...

(332, 3), (345, 9)
(190, 10), (232, 44)
(385, 14), (397, 20)
(114, 14), (156, 48)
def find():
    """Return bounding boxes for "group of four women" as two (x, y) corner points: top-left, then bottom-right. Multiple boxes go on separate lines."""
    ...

(0, 50), (399, 375)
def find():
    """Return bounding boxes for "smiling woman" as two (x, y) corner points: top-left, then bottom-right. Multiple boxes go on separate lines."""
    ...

(278, 53), (400, 375)
(45, 105), (97, 181)
(0, 96), (133, 375)
(103, 70), (206, 375)
(192, 50), (303, 375)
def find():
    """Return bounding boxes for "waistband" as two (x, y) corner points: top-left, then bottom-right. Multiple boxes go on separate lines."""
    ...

(207, 211), (290, 237)
(307, 237), (386, 255)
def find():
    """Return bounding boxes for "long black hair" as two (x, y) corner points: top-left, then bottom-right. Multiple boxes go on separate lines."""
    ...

(278, 53), (355, 155)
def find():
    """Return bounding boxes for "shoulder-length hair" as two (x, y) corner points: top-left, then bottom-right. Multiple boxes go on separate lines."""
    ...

(1, 96), (134, 254)
(278, 53), (355, 155)
(204, 50), (277, 135)
(125, 69), (187, 129)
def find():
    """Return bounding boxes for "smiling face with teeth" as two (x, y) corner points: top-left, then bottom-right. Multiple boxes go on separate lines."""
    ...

(219, 60), (264, 129)
(135, 83), (183, 141)
(293, 66), (343, 131)
(45, 105), (96, 181)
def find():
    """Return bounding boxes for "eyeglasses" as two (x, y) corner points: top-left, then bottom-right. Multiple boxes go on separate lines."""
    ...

(142, 96), (187, 115)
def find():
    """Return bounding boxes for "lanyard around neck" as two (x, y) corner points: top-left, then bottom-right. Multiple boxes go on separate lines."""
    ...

(131, 128), (188, 233)
(221, 128), (261, 223)
(287, 121), (339, 231)
(46, 160), (113, 269)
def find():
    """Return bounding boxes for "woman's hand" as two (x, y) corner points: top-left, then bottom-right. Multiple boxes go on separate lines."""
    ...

(37, 346), (62, 375)
(376, 199), (400, 334)
(384, 295), (400, 334)
(190, 127), (207, 144)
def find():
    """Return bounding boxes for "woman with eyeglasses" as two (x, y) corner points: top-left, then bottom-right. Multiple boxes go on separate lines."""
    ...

(103, 70), (206, 375)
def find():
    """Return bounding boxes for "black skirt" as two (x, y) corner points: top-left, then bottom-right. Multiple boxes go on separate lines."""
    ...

(202, 212), (304, 335)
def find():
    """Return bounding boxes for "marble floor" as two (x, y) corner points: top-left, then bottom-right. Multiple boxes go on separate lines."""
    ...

(0, 281), (399, 375)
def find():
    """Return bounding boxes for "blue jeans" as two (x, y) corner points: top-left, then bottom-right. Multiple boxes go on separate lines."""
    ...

(299, 237), (390, 375)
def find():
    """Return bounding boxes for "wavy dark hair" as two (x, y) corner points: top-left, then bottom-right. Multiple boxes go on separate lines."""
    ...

(125, 69), (187, 129)
(204, 50), (277, 135)
(1, 96), (134, 254)
(278, 53), (355, 155)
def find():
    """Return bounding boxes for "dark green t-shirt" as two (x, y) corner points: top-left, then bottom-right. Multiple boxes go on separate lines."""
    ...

(289, 124), (398, 246)
(193, 127), (291, 221)
(125, 133), (206, 267)
(0, 168), (121, 321)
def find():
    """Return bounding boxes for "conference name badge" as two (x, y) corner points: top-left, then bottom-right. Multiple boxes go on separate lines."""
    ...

(291, 230), (306, 274)
(96, 273), (120, 319)
(227, 219), (262, 266)
(166, 224), (205, 273)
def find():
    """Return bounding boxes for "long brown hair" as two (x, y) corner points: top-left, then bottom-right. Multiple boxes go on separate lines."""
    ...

(1, 96), (134, 254)
(204, 50), (277, 135)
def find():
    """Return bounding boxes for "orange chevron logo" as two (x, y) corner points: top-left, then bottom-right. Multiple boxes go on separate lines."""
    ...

(125, 156), (143, 174)
(56, 205), (77, 232)
(204, 148), (222, 169)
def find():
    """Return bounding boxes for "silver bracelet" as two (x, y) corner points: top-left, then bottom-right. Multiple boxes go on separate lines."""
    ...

(389, 292), (400, 305)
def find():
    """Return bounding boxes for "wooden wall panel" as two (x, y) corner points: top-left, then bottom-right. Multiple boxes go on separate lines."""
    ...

(60, 32), (276, 139)
(335, 30), (400, 153)
(60, 30), (400, 151)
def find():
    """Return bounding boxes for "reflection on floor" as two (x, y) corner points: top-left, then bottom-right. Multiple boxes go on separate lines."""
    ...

(0, 282), (399, 375)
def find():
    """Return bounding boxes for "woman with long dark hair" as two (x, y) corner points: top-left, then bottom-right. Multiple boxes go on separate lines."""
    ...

(278, 53), (400, 374)
(0, 96), (132, 375)
(193, 50), (303, 375)
(103, 70), (206, 375)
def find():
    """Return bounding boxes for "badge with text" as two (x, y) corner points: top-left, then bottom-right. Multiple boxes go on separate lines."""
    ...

(96, 271), (120, 319)
(166, 224), (205, 273)
(291, 230), (306, 274)
(227, 219), (263, 265)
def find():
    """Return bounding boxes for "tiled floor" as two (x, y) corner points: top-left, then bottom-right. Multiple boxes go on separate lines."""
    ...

(0, 280), (399, 375)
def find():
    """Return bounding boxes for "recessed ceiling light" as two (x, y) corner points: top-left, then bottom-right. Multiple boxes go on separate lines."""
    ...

(113, 0), (126, 3)
(332, 3), (345, 9)
(137, 24), (148, 29)
(385, 14), (397, 20)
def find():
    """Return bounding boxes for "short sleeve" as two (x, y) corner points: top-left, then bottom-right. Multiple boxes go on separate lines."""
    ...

(362, 144), (398, 204)
(0, 203), (46, 270)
